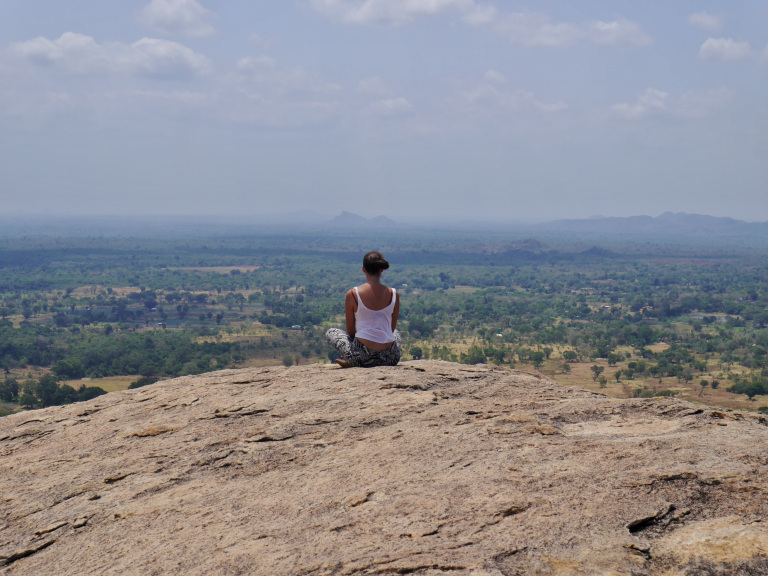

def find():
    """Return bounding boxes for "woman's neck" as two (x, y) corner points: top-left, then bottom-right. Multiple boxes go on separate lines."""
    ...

(365, 273), (382, 286)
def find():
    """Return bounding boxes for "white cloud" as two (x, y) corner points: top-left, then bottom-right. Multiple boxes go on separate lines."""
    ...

(461, 78), (566, 115)
(308, 1), (651, 48)
(10, 33), (211, 78)
(367, 97), (414, 116)
(463, 82), (503, 105)
(3, 39), (341, 129)
(588, 18), (652, 46)
(534, 100), (568, 113)
(612, 88), (669, 119)
(611, 88), (731, 120)
(309, 0), (475, 25)
(484, 70), (508, 84)
(140, 0), (215, 38)
(236, 56), (276, 72)
(688, 12), (721, 31)
(463, 11), (579, 46)
(10, 33), (106, 71)
(699, 38), (752, 61)
(356, 76), (390, 95)
(248, 33), (275, 49)
(130, 38), (211, 77)
(462, 4), (496, 26)
(227, 55), (343, 126)
(470, 11), (650, 47)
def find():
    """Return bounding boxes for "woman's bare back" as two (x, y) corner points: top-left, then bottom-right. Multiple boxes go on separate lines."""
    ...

(354, 282), (393, 311)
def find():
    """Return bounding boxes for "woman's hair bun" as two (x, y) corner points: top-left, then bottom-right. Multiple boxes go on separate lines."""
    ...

(363, 251), (390, 275)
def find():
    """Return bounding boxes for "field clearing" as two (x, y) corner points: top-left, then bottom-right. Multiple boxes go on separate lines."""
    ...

(394, 338), (768, 413)
(239, 356), (331, 368)
(196, 323), (311, 344)
(66, 285), (141, 297)
(548, 360), (768, 413)
(110, 286), (143, 296)
(444, 286), (481, 294)
(168, 266), (261, 274)
(0, 402), (19, 417)
(645, 342), (670, 353)
(66, 376), (136, 393)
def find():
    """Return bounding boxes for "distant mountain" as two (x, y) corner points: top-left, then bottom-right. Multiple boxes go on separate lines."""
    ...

(328, 211), (368, 227)
(536, 212), (768, 237)
(369, 215), (398, 227)
(579, 246), (619, 258)
(326, 212), (398, 229)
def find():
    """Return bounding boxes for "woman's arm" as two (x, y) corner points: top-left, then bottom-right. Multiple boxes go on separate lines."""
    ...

(345, 289), (357, 338)
(391, 290), (400, 331)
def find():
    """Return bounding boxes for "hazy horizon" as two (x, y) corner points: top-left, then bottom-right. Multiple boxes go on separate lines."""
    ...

(2, 2), (767, 221)
(2, 209), (768, 227)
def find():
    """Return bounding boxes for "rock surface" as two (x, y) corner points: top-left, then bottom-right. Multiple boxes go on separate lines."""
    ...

(2, 361), (768, 575)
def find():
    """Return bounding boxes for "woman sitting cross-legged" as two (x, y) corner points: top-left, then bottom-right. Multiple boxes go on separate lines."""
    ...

(325, 251), (401, 368)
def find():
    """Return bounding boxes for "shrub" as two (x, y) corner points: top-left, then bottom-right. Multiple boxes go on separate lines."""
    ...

(128, 377), (160, 390)
(78, 386), (107, 401)
(0, 378), (19, 402)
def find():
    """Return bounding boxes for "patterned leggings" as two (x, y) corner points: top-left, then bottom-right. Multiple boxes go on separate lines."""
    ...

(325, 328), (402, 368)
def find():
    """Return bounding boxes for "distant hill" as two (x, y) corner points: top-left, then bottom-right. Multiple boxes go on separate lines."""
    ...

(536, 212), (768, 237)
(326, 211), (398, 229)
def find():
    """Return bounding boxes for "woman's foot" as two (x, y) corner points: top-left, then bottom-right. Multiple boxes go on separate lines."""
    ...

(335, 358), (352, 368)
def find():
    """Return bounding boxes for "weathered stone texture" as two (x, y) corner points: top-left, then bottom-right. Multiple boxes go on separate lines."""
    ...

(2, 361), (768, 575)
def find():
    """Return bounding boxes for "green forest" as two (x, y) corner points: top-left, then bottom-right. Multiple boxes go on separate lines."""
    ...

(2, 219), (768, 416)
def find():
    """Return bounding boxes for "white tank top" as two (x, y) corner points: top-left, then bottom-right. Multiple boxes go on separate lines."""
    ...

(353, 286), (396, 344)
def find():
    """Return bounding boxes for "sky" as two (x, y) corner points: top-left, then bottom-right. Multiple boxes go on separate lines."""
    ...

(1, 1), (767, 222)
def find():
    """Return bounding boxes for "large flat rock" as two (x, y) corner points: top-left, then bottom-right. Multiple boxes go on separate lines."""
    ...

(2, 361), (768, 575)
